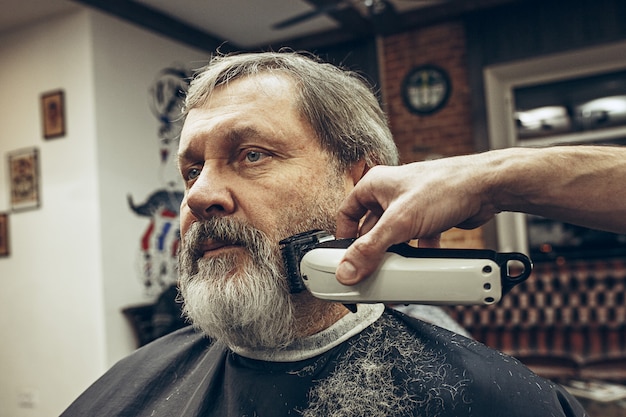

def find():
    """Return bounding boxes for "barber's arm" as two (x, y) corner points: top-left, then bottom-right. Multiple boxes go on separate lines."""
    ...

(335, 145), (626, 284)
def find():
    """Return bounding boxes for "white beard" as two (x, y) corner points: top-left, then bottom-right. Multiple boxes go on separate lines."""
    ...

(179, 218), (298, 350)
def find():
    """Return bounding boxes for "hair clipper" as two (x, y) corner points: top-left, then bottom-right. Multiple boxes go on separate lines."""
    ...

(280, 230), (532, 305)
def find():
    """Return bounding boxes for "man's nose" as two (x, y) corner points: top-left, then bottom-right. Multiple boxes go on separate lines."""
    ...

(185, 166), (235, 220)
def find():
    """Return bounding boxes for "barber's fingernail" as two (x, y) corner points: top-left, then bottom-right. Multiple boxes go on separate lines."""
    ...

(336, 261), (356, 284)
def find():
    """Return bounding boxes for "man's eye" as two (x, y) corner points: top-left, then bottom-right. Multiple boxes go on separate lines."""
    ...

(245, 151), (268, 163)
(187, 167), (201, 180)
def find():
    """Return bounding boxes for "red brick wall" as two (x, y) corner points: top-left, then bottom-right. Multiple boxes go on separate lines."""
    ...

(380, 21), (484, 248)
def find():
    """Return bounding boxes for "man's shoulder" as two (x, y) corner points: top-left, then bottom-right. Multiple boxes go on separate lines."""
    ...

(365, 308), (587, 417)
(112, 325), (217, 383)
(375, 308), (541, 382)
(375, 307), (474, 347)
(60, 326), (220, 417)
(137, 325), (209, 355)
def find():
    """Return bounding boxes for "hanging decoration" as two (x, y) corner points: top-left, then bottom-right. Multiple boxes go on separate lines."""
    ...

(128, 66), (191, 294)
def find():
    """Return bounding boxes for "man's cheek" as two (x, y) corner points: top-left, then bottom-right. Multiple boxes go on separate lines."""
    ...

(179, 214), (194, 242)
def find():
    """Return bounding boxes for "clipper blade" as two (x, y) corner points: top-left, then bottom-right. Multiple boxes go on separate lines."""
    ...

(279, 230), (333, 294)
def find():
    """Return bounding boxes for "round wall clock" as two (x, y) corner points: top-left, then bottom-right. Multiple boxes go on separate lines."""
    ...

(401, 65), (451, 115)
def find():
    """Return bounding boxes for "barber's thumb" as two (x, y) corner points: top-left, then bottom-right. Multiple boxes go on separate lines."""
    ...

(336, 247), (382, 286)
(336, 259), (358, 285)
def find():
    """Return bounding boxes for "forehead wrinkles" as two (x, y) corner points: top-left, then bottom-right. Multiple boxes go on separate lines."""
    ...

(180, 77), (318, 153)
(177, 112), (268, 165)
(185, 73), (302, 130)
(202, 72), (301, 111)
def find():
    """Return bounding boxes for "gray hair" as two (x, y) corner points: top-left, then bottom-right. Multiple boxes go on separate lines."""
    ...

(184, 51), (399, 169)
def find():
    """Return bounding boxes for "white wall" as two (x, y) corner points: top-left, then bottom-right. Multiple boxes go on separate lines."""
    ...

(0, 9), (206, 417)
(0, 11), (104, 417)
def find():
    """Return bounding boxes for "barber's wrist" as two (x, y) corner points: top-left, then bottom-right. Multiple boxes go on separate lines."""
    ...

(482, 147), (535, 213)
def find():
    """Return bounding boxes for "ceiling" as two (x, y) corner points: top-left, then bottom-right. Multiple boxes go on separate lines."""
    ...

(0, 0), (521, 51)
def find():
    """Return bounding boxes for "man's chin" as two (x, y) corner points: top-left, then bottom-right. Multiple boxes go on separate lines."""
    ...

(194, 251), (251, 280)
(188, 307), (297, 351)
(180, 270), (297, 350)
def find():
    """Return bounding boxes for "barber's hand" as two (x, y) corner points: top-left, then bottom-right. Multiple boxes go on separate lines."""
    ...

(335, 159), (495, 285)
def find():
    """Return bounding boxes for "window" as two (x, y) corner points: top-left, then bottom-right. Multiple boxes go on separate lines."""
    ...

(484, 41), (626, 262)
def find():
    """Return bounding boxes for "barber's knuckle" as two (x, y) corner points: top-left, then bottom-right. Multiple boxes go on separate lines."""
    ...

(352, 237), (382, 259)
(386, 211), (413, 235)
(396, 215), (413, 230)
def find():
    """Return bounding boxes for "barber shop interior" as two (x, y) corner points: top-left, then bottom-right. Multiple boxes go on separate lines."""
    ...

(1, 0), (625, 416)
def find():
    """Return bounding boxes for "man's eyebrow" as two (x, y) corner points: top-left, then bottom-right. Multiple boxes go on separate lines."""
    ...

(198, 125), (267, 148)
(225, 125), (264, 144)
(177, 125), (267, 164)
(176, 145), (196, 165)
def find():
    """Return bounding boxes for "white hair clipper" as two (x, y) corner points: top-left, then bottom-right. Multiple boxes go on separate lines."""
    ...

(280, 230), (532, 306)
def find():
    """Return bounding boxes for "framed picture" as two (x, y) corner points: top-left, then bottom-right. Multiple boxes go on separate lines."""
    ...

(41, 90), (66, 139)
(8, 147), (40, 211)
(0, 213), (8, 257)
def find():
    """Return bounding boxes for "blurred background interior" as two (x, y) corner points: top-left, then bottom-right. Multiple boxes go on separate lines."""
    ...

(1, 0), (625, 415)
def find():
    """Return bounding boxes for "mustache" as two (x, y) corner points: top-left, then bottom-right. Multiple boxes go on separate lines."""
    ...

(182, 217), (273, 260)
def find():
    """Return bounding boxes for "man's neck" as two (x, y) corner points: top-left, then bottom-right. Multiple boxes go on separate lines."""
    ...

(230, 303), (385, 362)
(291, 292), (350, 338)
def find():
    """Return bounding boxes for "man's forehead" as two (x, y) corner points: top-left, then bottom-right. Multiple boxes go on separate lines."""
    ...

(177, 74), (316, 159)
(206, 72), (297, 104)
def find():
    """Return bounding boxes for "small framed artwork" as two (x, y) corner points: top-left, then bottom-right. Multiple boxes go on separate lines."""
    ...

(8, 147), (40, 211)
(41, 90), (66, 139)
(0, 213), (9, 257)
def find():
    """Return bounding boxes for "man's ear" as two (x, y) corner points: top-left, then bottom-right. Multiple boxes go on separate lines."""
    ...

(349, 160), (368, 185)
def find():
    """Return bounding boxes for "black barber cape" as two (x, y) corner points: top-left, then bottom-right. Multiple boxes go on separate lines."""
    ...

(61, 304), (587, 417)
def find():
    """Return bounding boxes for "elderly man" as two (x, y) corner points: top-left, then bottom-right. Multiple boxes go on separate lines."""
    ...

(61, 52), (586, 417)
